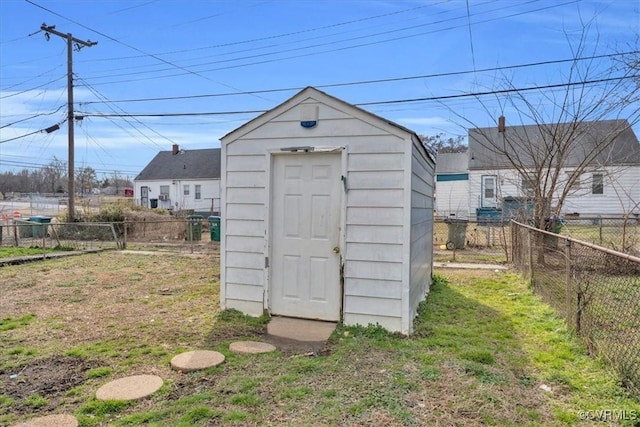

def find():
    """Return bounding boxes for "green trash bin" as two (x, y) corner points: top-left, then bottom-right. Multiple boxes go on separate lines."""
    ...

(445, 218), (468, 250)
(544, 218), (564, 249)
(15, 219), (33, 238)
(29, 215), (52, 238)
(208, 216), (221, 242)
(185, 215), (203, 241)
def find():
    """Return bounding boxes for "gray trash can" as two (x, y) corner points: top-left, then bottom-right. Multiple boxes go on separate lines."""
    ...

(445, 219), (468, 250)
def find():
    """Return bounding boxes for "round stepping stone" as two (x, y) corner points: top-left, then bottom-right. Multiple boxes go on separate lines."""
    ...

(95, 374), (163, 401)
(230, 341), (277, 355)
(12, 414), (78, 427)
(170, 350), (225, 372)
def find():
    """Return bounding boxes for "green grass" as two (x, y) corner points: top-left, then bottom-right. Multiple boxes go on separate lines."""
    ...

(0, 313), (36, 331)
(0, 245), (74, 258)
(1, 254), (638, 426)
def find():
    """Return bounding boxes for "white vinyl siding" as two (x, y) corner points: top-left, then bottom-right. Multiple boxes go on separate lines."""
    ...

(220, 88), (435, 333)
(468, 166), (640, 217)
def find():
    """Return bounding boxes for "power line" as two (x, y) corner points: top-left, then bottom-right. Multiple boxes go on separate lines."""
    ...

(0, 118), (67, 144)
(78, 0), (576, 86)
(0, 105), (66, 129)
(75, 75), (638, 119)
(24, 0), (271, 101)
(78, 51), (637, 106)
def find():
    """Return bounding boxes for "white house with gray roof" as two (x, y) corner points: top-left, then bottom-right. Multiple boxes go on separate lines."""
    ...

(468, 119), (640, 219)
(134, 145), (221, 214)
(434, 152), (469, 219)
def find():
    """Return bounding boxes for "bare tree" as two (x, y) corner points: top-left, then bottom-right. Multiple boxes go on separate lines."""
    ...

(419, 133), (467, 156)
(41, 157), (67, 193)
(456, 32), (640, 233)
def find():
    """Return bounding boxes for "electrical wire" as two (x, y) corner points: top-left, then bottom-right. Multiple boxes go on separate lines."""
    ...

(75, 74), (638, 118)
(77, 51), (638, 105)
(0, 105), (66, 129)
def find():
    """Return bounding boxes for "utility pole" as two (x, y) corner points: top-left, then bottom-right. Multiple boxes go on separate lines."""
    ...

(40, 23), (97, 222)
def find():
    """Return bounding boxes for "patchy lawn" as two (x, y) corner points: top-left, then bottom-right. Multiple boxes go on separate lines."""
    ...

(0, 253), (638, 426)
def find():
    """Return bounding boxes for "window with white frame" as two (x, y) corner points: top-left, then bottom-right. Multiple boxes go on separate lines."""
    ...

(520, 173), (535, 197)
(160, 185), (169, 196)
(591, 173), (604, 195)
(195, 184), (201, 200)
(183, 184), (190, 196)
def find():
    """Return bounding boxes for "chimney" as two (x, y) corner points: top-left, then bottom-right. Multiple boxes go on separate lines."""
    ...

(172, 144), (179, 155)
(498, 116), (506, 133)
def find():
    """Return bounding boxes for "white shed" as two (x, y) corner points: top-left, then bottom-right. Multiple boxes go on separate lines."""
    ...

(219, 87), (435, 334)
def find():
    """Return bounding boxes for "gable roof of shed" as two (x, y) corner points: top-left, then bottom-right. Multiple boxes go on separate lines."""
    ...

(135, 148), (221, 181)
(468, 119), (640, 170)
(220, 86), (433, 162)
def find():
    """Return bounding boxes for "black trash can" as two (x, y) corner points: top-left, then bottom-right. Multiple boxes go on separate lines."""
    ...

(150, 198), (158, 209)
(186, 215), (203, 241)
(445, 218), (468, 250)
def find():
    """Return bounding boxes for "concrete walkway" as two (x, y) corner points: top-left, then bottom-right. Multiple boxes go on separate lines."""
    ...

(264, 317), (337, 355)
(434, 261), (508, 270)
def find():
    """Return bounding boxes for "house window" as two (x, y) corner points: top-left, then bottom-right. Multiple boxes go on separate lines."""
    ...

(195, 184), (201, 200)
(160, 185), (170, 196)
(183, 184), (190, 196)
(521, 174), (535, 197)
(484, 177), (494, 199)
(592, 173), (604, 195)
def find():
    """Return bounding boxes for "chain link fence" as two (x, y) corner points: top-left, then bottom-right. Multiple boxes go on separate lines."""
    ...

(0, 217), (220, 255)
(511, 220), (640, 396)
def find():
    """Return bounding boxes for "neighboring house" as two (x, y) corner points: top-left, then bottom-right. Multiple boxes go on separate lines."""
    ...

(134, 145), (221, 214)
(434, 152), (469, 219)
(467, 119), (640, 219)
(219, 86), (435, 335)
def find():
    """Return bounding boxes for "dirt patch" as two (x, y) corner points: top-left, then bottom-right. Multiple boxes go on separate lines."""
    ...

(0, 355), (98, 414)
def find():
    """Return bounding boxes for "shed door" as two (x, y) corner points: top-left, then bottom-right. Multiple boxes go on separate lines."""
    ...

(270, 153), (341, 321)
(481, 175), (497, 208)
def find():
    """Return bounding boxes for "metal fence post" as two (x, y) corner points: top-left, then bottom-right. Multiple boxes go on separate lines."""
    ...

(528, 228), (534, 284)
(565, 238), (572, 327)
(123, 220), (127, 250)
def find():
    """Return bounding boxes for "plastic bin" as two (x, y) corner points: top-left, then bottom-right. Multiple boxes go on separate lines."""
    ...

(543, 218), (564, 249)
(29, 215), (52, 238)
(185, 215), (203, 241)
(150, 198), (158, 208)
(15, 219), (33, 238)
(444, 218), (468, 250)
(208, 216), (221, 242)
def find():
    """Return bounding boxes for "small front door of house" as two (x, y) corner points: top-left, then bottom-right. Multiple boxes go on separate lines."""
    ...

(270, 153), (341, 321)
(140, 186), (149, 208)
(481, 175), (497, 208)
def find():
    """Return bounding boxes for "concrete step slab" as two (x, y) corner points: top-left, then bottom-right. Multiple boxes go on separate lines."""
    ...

(12, 414), (78, 427)
(170, 350), (225, 372)
(95, 374), (163, 401)
(266, 317), (337, 342)
(229, 341), (277, 355)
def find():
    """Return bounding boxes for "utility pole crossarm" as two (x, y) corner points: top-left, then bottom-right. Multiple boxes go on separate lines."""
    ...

(40, 23), (97, 48)
(40, 23), (97, 222)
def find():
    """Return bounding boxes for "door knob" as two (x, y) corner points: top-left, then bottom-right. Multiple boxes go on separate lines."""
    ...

(332, 246), (340, 254)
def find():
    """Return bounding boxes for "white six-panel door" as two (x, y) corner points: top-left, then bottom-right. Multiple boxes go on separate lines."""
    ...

(270, 153), (341, 321)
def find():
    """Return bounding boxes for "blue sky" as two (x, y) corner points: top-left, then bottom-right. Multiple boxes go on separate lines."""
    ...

(1, 0), (638, 180)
